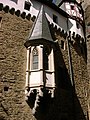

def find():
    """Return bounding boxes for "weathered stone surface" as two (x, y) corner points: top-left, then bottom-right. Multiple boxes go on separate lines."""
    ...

(84, 2), (90, 119)
(0, 11), (36, 120)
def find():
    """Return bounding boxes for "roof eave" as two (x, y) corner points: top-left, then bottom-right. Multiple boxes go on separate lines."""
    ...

(24, 38), (55, 48)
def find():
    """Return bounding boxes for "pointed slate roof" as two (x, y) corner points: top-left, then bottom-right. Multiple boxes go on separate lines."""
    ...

(24, 5), (54, 47)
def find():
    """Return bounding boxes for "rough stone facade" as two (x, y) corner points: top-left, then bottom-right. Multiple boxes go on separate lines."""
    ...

(0, 4), (89, 120)
(0, 10), (36, 120)
(84, 3), (90, 120)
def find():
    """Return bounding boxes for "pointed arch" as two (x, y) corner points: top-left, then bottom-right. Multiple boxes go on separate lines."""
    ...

(32, 47), (38, 70)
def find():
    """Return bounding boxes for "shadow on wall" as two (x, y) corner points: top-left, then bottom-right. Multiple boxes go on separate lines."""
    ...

(26, 43), (87, 120)
(70, 36), (87, 63)
(0, 117), (6, 120)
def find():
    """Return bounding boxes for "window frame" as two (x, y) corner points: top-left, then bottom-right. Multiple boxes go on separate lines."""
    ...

(32, 47), (39, 70)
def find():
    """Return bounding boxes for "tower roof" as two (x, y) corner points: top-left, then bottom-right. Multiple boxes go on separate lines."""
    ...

(24, 5), (54, 47)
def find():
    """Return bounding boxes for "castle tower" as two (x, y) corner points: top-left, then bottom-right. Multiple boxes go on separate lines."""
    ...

(59, 0), (84, 23)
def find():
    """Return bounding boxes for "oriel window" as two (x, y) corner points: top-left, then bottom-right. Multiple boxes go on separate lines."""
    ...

(32, 47), (38, 70)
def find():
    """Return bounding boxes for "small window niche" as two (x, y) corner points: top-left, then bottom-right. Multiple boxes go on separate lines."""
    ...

(76, 22), (80, 29)
(24, 1), (31, 11)
(43, 48), (49, 70)
(32, 47), (38, 70)
(4, 86), (9, 92)
(71, 5), (74, 10)
(53, 14), (58, 24)
(78, 7), (82, 14)
(0, 17), (2, 28)
(61, 40), (65, 50)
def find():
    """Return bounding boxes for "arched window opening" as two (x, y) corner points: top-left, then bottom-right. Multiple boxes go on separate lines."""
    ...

(24, 1), (31, 11)
(61, 40), (65, 50)
(32, 47), (38, 70)
(76, 22), (80, 29)
(43, 48), (49, 70)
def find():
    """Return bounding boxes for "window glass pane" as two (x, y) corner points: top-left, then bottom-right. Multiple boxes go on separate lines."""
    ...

(33, 55), (38, 62)
(76, 22), (80, 29)
(32, 48), (38, 70)
(33, 63), (38, 69)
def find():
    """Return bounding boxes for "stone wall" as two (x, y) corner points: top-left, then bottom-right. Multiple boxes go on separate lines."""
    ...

(70, 39), (88, 120)
(0, 10), (36, 120)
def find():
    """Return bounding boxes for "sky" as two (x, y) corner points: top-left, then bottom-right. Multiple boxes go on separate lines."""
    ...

(52, 0), (61, 5)
(52, 0), (56, 3)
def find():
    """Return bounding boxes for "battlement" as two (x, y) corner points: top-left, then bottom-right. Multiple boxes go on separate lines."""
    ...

(0, 0), (85, 39)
